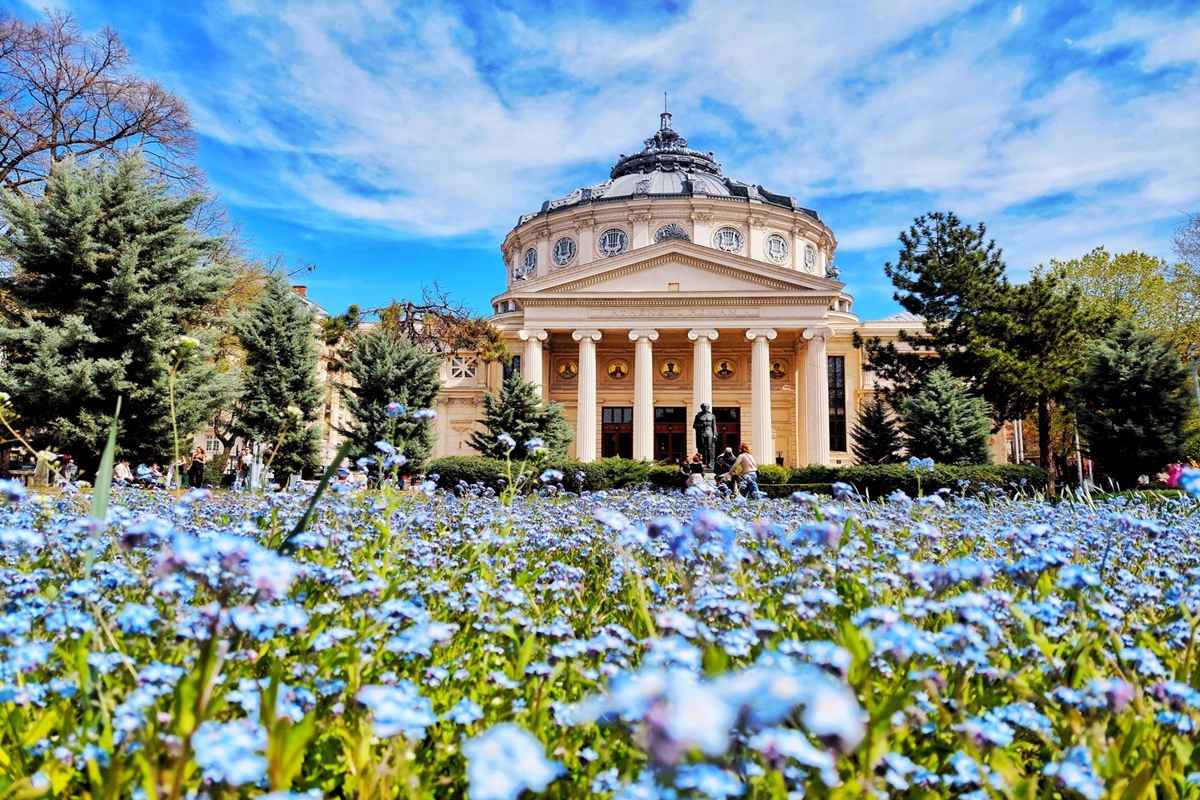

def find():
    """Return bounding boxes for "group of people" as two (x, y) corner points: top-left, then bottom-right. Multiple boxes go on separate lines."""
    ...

(108, 446), (214, 489)
(678, 442), (763, 498)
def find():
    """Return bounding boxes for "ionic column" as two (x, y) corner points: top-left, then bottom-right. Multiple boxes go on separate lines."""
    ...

(803, 326), (834, 466)
(518, 328), (548, 397)
(746, 329), (777, 462)
(688, 329), (719, 417)
(572, 329), (602, 461)
(629, 329), (659, 461)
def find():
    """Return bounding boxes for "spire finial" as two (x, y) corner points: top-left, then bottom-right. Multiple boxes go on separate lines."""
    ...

(660, 92), (672, 131)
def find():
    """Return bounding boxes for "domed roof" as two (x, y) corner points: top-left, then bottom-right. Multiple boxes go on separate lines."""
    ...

(519, 113), (821, 224)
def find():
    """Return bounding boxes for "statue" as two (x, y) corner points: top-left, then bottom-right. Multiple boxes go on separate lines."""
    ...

(693, 403), (717, 468)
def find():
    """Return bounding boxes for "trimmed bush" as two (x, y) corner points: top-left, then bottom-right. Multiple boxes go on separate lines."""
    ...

(756, 464), (789, 485)
(788, 465), (839, 484)
(427, 456), (509, 493)
(592, 457), (652, 488)
(544, 459), (610, 493)
(648, 464), (687, 490)
(762, 482), (835, 499)
(834, 463), (1049, 498)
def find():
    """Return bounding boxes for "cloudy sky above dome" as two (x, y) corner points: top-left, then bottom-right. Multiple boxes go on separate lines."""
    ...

(20, 0), (1199, 322)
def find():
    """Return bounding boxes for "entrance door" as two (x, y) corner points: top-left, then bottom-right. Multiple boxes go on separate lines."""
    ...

(601, 407), (633, 459)
(715, 407), (741, 454)
(654, 407), (688, 463)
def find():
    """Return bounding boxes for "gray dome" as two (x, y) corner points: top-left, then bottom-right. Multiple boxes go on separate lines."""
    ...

(520, 113), (821, 224)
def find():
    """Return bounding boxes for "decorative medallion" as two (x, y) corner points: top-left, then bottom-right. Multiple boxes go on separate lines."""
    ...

(557, 360), (578, 380)
(769, 360), (788, 380)
(552, 237), (577, 267)
(597, 228), (629, 257)
(765, 233), (789, 263)
(712, 226), (745, 254)
(804, 244), (817, 270)
(659, 360), (683, 380)
(607, 360), (629, 380)
(654, 222), (690, 243)
(714, 360), (736, 380)
(633, 179), (650, 195)
(514, 247), (537, 280)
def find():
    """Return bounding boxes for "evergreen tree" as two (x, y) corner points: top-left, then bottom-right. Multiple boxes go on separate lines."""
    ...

(1074, 322), (1192, 488)
(903, 366), (991, 465)
(235, 274), (322, 477)
(338, 327), (442, 472)
(0, 157), (235, 470)
(468, 372), (573, 460)
(850, 395), (904, 465)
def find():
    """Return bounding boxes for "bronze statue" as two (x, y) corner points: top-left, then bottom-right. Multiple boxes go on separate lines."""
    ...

(693, 403), (716, 467)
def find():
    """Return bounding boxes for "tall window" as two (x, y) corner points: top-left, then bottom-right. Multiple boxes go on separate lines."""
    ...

(504, 355), (522, 381)
(828, 356), (847, 452)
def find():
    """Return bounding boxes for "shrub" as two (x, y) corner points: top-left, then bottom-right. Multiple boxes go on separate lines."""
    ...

(592, 457), (652, 488)
(756, 464), (789, 485)
(833, 463), (1049, 498)
(544, 459), (610, 493)
(788, 465), (839, 484)
(427, 456), (509, 493)
(648, 464), (686, 490)
(761, 482), (835, 499)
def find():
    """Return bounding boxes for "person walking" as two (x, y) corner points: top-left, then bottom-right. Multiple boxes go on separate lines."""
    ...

(187, 446), (207, 489)
(731, 442), (762, 499)
(715, 446), (737, 493)
(235, 447), (253, 490)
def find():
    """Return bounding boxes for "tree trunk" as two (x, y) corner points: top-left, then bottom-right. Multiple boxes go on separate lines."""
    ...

(1038, 393), (1055, 497)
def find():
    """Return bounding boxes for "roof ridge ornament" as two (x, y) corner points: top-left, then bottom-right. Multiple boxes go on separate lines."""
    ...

(610, 109), (722, 180)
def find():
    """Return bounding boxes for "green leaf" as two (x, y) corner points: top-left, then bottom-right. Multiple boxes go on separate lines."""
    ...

(279, 440), (354, 555)
(90, 396), (122, 525)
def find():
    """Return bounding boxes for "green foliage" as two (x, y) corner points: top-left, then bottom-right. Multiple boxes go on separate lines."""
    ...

(788, 465), (840, 484)
(235, 274), (322, 477)
(338, 327), (441, 473)
(835, 463), (1050, 497)
(1183, 431), (1200, 463)
(427, 455), (610, 495)
(903, 367), (991, 465)
(544, 459), (609, 493)
(0, 157), (236, 467)
(1039, 246), (1200, 353)
(648, 464), (687, 489)
(428, 456), (509, 493)
(1074, 322), (1193, 487)
(468, 372), (573, 460)
(592, 457), (652, 488)
(850, 395), (904, 465)
(756, 464), (789, 485)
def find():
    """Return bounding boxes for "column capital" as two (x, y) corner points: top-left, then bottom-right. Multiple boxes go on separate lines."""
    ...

(628, 329), (659, 342)
(572, 329), (603, 342)
(687, 329), (719, 342)
(745, 328), (778, 341)
(518, 328), (548, 342)
(802, 326), (834, 341)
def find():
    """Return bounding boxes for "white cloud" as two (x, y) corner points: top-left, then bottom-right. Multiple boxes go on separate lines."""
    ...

(1009, 5), (1025, 27)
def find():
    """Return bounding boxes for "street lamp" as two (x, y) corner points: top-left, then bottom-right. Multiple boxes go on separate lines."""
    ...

(1190, 344), (1200, 421)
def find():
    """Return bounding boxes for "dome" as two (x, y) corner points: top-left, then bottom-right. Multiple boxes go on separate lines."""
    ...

(520, 113), (821, 224)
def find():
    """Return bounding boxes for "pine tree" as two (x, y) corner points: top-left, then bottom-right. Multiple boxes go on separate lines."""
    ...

(0, 157), (236, 470)
(467, 372), (573, 460)
(1074, 322), (1192, 488)
(338, 327), (442, 472)
(903, 366), (991, 465)
(850, 395), (904, 464)
(235, 274), (322, 477)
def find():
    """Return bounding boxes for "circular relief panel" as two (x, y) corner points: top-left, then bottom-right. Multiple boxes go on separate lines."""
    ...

(659, 360), (683, 380)
(769, 360), (788, 380)
(514, 247), (537, 280)
(557, 360), (578, 380)
(552, 237), (577, 266)
(607, 360), (629, 380)
(804, 244), (817, 270)
(712, 226), (745, 254)
(714, 360), (736, 380)
(654, 222), (690, 243)
(597, 228), (629, 257)
(764, 233), (789, 263)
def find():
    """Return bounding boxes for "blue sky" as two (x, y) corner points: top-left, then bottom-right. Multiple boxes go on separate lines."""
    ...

(17, 0), (1200, 321)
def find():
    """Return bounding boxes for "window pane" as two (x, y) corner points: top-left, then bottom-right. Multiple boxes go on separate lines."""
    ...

(828, 356), (847, 452)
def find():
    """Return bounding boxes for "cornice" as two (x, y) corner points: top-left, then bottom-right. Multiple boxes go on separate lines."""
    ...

(519, 295), (835, 308)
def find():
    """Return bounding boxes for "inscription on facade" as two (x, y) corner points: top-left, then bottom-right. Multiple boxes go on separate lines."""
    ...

(589, 307), (759, 319)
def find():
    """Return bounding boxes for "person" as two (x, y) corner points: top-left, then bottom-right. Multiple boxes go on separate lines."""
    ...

(187, 447), (207, 489)
(236, 447), (253, 490)
(609, 361), (627, 379)
(113, 459), (134, 484)
(692, 403), (716, 467)
(149, 463), (165, 486)
(135, 463), (154, 486)
(662, 361), (680, 379)
(731, 442), (762, 499)
(715, 446), (737, 491)
(684, 453), (706, 488)
(59, 454), (79, 484)
(715, 361), (734, 379)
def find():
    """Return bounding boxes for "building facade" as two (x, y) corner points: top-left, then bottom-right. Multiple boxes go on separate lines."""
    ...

(432, 112), (952, 467)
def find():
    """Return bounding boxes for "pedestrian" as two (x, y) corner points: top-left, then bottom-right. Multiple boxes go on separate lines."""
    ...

(685, 453), (706, 488)
(731, 442), (762, 499)
(59, 454), (79, 483)
(187, 446), (207, 489)
(715, 446), (737, 492)
(235, 447), (253, 490)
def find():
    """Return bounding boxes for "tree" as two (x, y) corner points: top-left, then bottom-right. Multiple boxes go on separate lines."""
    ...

(1074, 322), (1192, 488)
(850, 395), (904, 465)
(374, 284), (510, 363)
(0, 157), (235, 469)
(0, 9), (196, 196)
(338, 327), (442, 472)
(1038, 246), (1200, 353)
(902, 367), (991, 466)
(468, 372), (573, 461)
(235, 274), (322, 477)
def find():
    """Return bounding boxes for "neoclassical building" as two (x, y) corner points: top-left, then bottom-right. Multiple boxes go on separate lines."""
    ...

(432, 113), (958, 467)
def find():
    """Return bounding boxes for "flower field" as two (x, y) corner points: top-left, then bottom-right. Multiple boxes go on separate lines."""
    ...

(2, 472), (1200, 799)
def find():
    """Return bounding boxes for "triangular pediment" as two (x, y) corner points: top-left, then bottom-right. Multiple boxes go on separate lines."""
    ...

(513, 240), (842, 297)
